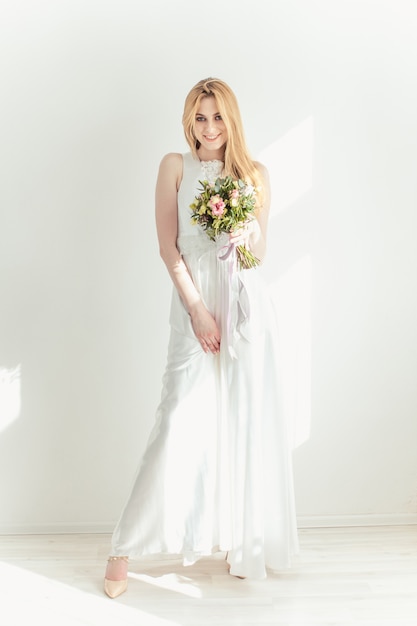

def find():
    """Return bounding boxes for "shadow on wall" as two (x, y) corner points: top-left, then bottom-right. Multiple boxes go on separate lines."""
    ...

(0, 119), (314, 449)
(258, 116), (314, 450)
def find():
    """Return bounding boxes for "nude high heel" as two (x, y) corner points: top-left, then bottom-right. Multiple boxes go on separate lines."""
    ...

(104, 556), (129, 598)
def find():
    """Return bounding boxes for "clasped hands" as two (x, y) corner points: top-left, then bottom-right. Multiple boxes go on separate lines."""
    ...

(189, 303), (221, 355)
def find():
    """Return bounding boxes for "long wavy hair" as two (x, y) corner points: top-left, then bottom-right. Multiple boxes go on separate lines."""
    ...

(182, 77), (264, 207)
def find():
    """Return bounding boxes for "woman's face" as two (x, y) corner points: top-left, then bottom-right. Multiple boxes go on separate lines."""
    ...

(194, 96), (228, 160)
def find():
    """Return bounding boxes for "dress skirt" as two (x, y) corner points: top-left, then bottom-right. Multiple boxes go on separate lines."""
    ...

(110, 153), (298, 579)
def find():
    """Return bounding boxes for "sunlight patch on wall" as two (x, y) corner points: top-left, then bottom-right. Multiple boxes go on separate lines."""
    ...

(258, 115), (314, 215)
(0, 365), (21, 433)
(270, 256), (312, 449)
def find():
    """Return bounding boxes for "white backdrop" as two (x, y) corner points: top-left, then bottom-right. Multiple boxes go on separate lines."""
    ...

(1, 0), (416, 533)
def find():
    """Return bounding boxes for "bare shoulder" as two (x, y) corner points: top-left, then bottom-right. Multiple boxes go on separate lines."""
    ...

(253, 160), (271, 212)
(159, 152), (183, 173)
(158, 152), (183, 190)
(160, 151), (182, 164)
(253, 161), (271, 196)
(253, 160), (270, 181)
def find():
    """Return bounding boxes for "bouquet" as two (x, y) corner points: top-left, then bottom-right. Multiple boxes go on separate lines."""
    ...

(190, 176), (260, 270)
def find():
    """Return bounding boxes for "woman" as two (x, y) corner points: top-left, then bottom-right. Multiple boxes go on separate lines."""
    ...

(104, 78), (298, 598)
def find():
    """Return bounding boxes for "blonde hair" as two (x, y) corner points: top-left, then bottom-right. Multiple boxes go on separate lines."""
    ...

(182, 77), (264, 205)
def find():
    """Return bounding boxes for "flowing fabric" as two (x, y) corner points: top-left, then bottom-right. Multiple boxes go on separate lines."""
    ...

(111, 152), (299, 579)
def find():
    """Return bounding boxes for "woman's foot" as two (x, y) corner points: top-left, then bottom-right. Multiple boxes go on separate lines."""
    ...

(104, 556), (129, 598)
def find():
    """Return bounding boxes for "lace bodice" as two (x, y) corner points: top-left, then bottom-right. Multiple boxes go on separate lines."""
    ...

(200, 159), (224, 183)
(177, 154), (225, 244)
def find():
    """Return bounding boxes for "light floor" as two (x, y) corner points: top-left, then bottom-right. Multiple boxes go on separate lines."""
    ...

(0, 526), (416, 625)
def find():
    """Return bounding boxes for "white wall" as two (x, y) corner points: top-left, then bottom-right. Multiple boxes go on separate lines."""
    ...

(0, 0), (416, 532)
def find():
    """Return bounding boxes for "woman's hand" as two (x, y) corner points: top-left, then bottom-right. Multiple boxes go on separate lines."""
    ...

(229, 218), (259, 247)
(189, 302), (221, 354)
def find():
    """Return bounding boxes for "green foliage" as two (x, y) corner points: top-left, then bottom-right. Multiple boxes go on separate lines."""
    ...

(190, 176), (259, 270)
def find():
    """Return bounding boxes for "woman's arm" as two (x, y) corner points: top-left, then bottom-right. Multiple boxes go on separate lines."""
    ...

(155, 153), (221, 354)
(229, 162), (271, 263)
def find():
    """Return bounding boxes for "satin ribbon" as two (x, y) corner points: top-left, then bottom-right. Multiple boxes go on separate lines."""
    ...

(216, 236), (250, 359)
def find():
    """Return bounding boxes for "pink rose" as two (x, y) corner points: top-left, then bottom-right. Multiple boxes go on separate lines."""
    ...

(209, 195), (226, 216)
(230, 189), (239, 199)
(212, 202), (225, 217)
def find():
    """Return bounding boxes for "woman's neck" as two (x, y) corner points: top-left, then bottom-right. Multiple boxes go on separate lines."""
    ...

(197, 147), (225, 162)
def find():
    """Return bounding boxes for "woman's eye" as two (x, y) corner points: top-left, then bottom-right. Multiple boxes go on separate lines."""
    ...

(215, 115), (222, 120)
(196, 116), (205, 122)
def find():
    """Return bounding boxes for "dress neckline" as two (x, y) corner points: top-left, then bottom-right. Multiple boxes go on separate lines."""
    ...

(199, 158), (224, 182)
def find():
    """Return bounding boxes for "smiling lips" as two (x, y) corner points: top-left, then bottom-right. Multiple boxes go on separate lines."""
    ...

(204, 134), (221, 141)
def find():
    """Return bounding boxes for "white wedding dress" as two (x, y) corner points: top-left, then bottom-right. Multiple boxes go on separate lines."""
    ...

(111, 152), (298, 579)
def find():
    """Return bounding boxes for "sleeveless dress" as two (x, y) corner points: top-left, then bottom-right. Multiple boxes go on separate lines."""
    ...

(111, 152), (299, 579)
